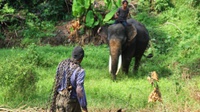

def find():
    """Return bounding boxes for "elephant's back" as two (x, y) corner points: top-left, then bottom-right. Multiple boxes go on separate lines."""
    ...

(127, 19), (147, 31)
(127, 18), (149, 40)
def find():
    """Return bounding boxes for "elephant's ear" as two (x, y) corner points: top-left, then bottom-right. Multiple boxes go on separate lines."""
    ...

(97, 26), (108, 43)
(127, 24), (137, 42)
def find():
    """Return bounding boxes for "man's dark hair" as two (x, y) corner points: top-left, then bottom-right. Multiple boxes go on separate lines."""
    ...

(122, 0), (128, 4)
(72, 46), (84, 60)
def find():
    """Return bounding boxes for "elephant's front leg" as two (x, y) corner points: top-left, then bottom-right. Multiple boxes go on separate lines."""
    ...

(122, 55), (132, 74)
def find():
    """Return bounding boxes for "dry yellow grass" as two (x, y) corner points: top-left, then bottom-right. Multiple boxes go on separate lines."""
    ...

(148, 87), (162, 103)
(147, 71), (162, 103)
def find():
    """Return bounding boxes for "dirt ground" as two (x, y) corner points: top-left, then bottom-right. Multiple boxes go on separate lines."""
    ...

(0, 107), (126, 112)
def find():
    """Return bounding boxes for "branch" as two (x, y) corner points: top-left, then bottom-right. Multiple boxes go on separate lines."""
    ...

(3, 14), (25, 20)
(129, 4), (137, 11)
(165, 22), (183, 34)
(0, 108), (11, 111)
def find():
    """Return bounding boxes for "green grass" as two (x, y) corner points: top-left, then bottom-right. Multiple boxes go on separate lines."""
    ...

(0, 44), (199, 112)
(0, 0), (200, 111)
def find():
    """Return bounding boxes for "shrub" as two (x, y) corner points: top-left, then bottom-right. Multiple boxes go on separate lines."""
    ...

(0, 44), (43, 100)
(138, 0), (172, 13)
(22, 14), (55, 39)
(0, 57), (38, 100)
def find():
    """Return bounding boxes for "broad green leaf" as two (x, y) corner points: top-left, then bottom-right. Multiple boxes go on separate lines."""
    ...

(105, 20), (115, 24)
(72, 0), (79, 16)
(85, 10), (94, 27)
(117, 0), (121, 7)
(113, 0), (122, 8)
(112, 0), (117, 8)
(103, 8), (117, 23)
(93, 19), (99, 27)
(72, 0), (85, 17)
(107, 0), (112, 10)
(94, 11), (103, 24)
(85, 0), (91, 10)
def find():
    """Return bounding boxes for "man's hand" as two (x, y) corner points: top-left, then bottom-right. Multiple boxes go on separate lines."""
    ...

(82, 108), (88, 112)
(115, 13), (119, 19)
(58, 89), (68, 96)
(127, 12), (131, 19)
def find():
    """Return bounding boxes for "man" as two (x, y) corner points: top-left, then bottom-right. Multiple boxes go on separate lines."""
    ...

(51, 46), (88, 112)
(114, 0), (130, 27)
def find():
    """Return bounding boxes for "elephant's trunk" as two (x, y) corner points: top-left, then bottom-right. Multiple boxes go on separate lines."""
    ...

(109, 39), (122, 80)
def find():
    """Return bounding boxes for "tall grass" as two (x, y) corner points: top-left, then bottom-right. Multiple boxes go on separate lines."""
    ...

(0, 0), (200, 111)
(0, 44), (199, 111)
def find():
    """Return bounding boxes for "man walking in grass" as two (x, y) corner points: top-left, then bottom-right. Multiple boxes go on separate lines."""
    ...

(50, 46), (88, 112)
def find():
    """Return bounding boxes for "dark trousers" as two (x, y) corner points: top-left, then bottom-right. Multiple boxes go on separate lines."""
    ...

(114, 20), (128, 27)
(56, 94), (82, 112)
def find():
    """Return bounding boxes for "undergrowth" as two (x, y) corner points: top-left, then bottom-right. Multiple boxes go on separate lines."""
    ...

(0, 0), (199, 111)
(0, 44), (199, 111)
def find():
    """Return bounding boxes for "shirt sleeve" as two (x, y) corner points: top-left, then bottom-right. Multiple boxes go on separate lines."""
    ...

(127, 8), (130, 18)
(76, 69), (87, 109)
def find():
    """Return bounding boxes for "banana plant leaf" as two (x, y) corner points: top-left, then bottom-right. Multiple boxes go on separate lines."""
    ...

(93, 19), (99, 27)
(93, 11), (103, 25)
(113, 0), (121, 8)
(85, 10), (94, 27)
(72, 0), (85, 17)
(84, 0), (91, 10)
(107, 0), (112, 10)
(103, 8), (117, 23)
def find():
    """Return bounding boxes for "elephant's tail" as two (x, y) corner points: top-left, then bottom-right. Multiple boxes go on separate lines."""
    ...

(143, 53), (153, 58)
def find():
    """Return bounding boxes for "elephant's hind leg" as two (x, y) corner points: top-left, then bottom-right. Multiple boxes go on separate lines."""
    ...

(134, 56), (142, 71)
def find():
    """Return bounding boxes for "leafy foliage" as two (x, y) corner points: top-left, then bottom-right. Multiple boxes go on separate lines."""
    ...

(22, 17), (55, 39)
(0, 45), (39, 100)
(138, 0), (172, 13)
(0, 0), (66, 46)
(72, 0), (121, 28)
(154, 0), (172, 12)
(4, 0), (68, 21)
(0, 0), (200, 110)
(0, 44), (57, 101)
(136, 0), (200, 54)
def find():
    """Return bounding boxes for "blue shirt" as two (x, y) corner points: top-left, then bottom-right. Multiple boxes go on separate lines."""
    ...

(56, 61), (87, 109)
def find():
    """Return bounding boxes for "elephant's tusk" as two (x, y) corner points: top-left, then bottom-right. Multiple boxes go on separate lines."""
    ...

(116, 54), (122, 75)
(109, 55), (111, 73)
(97, 27), (102, 34)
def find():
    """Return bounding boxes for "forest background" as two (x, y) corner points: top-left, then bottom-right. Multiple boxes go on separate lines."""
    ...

(0, 0), (200, 111)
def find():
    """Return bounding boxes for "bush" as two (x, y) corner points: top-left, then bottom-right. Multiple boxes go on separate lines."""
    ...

(0, 44), (44, 100)
(0, 57), (38, 101)
(22, 14), (55, 39)
(138, 0), (172, 13)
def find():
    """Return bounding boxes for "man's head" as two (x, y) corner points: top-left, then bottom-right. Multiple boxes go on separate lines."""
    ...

(72, 46), (84, 62)
(122, 0), (128, 9)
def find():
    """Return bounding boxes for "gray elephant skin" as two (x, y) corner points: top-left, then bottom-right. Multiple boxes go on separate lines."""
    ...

(98, 18), (150, 80)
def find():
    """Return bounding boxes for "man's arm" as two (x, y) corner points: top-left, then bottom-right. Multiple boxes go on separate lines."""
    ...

(127, 12), (131, 19)
(127, 8), (130, 19)
(115, 8), (120, 19)
(76, 70), (88, 112)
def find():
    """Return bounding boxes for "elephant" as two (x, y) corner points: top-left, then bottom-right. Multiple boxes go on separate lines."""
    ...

(98, 18), (150, 80)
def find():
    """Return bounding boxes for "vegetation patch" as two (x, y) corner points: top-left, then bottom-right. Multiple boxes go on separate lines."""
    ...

(0, 0), (199, 111)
